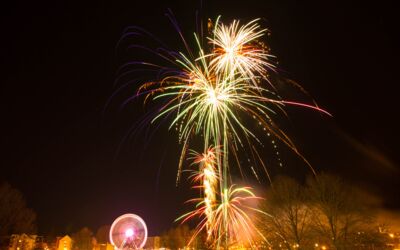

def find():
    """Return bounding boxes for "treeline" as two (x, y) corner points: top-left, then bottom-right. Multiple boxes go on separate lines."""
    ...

(258, 173), (391, 250)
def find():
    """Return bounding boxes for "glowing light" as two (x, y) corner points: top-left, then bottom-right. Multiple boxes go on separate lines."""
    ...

(109, 214), (147, 249)
(125, 228), (134, 238)
(207, 88), (218, 105)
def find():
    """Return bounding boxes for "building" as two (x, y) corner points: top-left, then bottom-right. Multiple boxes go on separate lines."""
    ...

(8, 234), (37, 250)
(55, 236), (72, 250)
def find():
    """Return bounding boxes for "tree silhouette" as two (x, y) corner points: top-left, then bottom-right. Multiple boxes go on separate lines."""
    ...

(259, 174), (381, 250)
(260, 176), (312, 249)
(307, 173), (373, 249)
(0, 182), (36, 235)
(72, 227), (94, 250)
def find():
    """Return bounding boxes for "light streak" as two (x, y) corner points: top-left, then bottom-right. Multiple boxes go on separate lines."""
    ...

(190, 147), (218, 241)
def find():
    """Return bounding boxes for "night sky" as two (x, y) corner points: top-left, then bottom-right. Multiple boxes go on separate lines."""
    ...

(1, 0), (399, 236)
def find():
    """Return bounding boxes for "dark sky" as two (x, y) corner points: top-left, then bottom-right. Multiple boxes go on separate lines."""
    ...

(1, 0), (399, 236)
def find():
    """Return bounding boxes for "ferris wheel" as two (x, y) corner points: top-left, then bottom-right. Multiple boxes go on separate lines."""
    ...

(109, 213), (148, 249)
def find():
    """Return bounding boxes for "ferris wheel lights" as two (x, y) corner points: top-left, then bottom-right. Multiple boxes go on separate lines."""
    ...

(125, 228), (134, 238)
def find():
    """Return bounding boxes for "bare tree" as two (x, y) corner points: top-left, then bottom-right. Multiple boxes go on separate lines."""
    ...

(306, 173), (372, 250)
(259, 176), (312, 250)
(0, 182), (37, 236)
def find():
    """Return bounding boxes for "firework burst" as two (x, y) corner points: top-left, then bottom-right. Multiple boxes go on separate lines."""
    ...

(207, 18), (275, 87)
(177, 182), (267, 248)
(119, 15), (330, 248)
(136, 18), (330, 185)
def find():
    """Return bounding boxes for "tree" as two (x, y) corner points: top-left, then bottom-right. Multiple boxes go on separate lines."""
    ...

(306, 173), (373, 250)
(0, 182), (37, 235)
(72, 227), (94, 250)
(160, 225), (194, 249)
(95, 225), (110, 244)
(259, 176), (313, 250)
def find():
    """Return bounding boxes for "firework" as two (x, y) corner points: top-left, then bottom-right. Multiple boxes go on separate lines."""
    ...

(137, 18), (330, 185)
(178, 184), (267, 248)
(207, 18), (275, 87)
(121, 15), (330, 247)
(190, 147), (219, 240)
(180, 148), (269, 248)
(214, 186), (267, 248)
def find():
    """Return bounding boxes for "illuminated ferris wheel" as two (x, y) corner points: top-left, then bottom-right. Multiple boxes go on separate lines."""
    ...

(109, 213), (148, 250)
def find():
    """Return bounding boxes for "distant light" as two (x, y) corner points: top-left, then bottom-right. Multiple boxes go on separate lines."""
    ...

(125, 228), (134, 238)
(389, 233), (395, 238)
